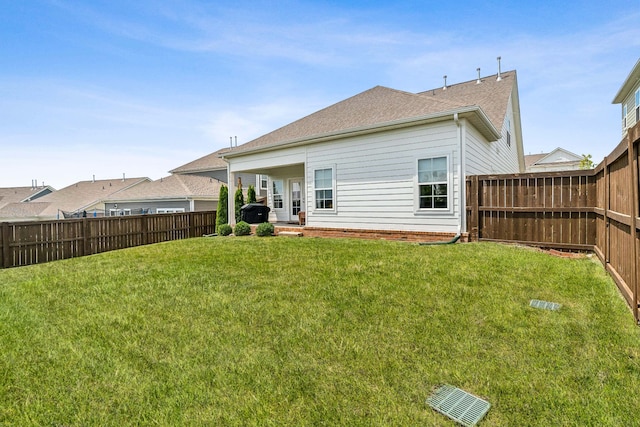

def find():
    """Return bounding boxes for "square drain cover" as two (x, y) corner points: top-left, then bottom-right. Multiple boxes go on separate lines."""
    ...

(426, 384), (490, 426)
(530, 299), (561, 311)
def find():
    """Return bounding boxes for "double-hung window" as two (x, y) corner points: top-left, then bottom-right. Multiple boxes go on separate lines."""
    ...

(272, 180), (284, 209)
(623, 104), (628, 129)
(418, 157), (448, 209)
(259, 175), (268, 191)
(314, 168), (334, 210)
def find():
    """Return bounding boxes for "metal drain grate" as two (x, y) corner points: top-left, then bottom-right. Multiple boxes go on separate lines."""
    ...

(530, 299), (561, 311)
(426, 384), (490, 426)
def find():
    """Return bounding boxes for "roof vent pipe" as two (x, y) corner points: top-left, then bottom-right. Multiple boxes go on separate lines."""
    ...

(235, 136), (237, 147)
(230, 136), (233, 148)
(92, 174), (95, 183)
(476, 68), (481, 84)
(122, 173), (125, 182)
(443, 75), (447, 90)
(496, 56), (502, 81)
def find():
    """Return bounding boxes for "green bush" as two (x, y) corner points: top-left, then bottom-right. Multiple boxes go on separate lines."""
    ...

(234, 221), (251, 236)
(216, 185), (228, 231)
(234, 186), (245, 223)
(217, 224), (232, 236)
(247, 185), (257, 204)
(255, 222), (274, 237)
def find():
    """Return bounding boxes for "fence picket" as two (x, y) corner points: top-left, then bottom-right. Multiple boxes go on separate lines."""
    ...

(0, 211), (216, 269)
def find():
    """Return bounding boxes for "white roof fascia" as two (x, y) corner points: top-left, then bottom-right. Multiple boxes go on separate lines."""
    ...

(612, 58), (640, 104)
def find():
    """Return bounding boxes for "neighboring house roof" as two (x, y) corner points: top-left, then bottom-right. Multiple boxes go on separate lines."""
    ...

(0, 177), (150, 219)
(612, 58), (640, 104)
(169, 148), (230, 174)
(223, 71), (518, 158)
(0, 186), (55, 210)
(0, 202), (51, 218)
(104, 174), (222, 202)
(525, 148), (583, 172)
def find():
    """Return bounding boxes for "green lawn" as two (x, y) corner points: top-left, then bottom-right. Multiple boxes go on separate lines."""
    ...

(0, 237), (639, 426)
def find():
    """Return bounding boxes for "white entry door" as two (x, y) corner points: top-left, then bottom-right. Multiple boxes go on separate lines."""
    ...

(289, 179), (304, 222)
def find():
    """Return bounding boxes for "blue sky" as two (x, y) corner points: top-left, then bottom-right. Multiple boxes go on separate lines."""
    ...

(2, 0), (639, 188)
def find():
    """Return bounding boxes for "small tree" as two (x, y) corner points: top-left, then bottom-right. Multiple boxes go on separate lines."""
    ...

(216, 185), (228, 231)
(247, 185), (257, 204)
(234, 185), (245, 223)
(579, 154), (595, 170)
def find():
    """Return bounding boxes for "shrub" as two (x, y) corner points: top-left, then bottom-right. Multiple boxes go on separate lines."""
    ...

(216, 185), (228, 231)
(217, 224), (232, 236)
(234, 186), (244, 223)
(234, 221), (251, 236)
(247, 185), (257, 204)
(255, 222), (274, 237)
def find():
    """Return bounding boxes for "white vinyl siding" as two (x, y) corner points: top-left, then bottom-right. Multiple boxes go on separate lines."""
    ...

(622, 86), (640, 133)
(306, 122), (461, 233)
(465, 95), (520, 175)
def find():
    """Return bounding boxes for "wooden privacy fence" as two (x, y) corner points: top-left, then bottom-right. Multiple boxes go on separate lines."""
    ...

(467, 122), (640, 322)
(0, 211), (216, 269)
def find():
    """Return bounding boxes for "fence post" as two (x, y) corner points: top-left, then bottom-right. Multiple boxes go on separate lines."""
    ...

(81, 218), (88, 256)
(141, 215), (148, 246)
(1, 222), (11, 269)
(603, 157), (610, 264)
(189, 212), (196, 239)
(473, 176), (480, 241)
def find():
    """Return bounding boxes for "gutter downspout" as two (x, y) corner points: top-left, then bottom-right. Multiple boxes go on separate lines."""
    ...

(418, 113), (464, 246)
(455, 112), (465, 236)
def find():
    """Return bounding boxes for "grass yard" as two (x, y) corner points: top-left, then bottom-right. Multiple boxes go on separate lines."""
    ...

(0, 237), (639, 426)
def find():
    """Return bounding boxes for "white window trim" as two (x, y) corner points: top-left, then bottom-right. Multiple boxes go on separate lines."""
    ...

(109, 208), (132, 216)
(414, 153), (454, 216)
(271, 179), (285, 211)
(157, 208), (185, 214)
(259, 174), (268, 191)
(312, 165), (337, 214)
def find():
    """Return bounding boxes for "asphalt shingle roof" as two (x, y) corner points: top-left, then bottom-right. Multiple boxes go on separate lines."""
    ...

(105, 174), (223, 201)
(226, 70), (516, 155)
(169, 148), (229, 174)
(0, 186), (53, 210)
(0, 178), (150, 219)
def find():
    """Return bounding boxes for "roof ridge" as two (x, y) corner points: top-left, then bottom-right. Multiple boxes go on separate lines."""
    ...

(419, 69), (517, 94)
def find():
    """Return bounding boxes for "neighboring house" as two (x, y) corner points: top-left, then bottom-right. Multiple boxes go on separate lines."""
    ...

(103, 174), (223, 215)
(524, 148), (583, 172)
(0, 177), (150, 221)
(0, 184), (54, 211)
(170, 147), (264, 198)
(221, 69), (524, 237)
(613, 58), (640, 135)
